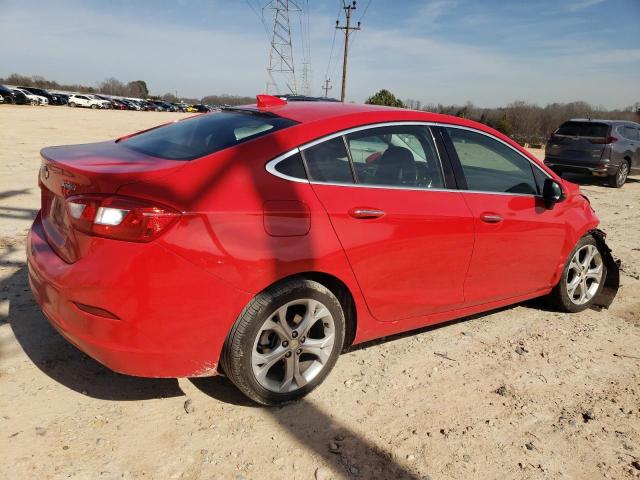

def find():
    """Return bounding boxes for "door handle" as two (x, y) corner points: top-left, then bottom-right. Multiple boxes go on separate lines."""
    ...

(349, 208), (385, 219)
(480, 213), (503, 223)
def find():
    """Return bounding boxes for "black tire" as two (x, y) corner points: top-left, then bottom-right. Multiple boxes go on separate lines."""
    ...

(221, 278), (345, 406)
(69, 102), (76, 108)
(90, 104), (97, 109)
(548, 234), (606, 313)
(608, 161), (629, 188)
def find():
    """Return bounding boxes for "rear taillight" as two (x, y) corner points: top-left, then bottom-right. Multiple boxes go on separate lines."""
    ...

(589, 136), (617, 144)
(66, 195), (180, 242)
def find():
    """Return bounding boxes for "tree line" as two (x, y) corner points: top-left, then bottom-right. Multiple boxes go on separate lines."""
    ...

(368, 89), (640, 146)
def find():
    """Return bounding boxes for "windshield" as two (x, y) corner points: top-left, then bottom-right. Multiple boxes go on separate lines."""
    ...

(121, 110), (297, 161)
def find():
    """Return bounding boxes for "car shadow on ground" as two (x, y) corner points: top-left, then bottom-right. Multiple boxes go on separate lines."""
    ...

(2, 265), (184, 400)
(559, 172), (640, 187)
(6, 263), (426, 478)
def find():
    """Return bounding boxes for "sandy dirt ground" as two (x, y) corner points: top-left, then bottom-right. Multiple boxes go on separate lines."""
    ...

(1, 105), (639, 480)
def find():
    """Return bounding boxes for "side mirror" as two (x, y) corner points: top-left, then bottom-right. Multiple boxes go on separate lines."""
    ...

(542, 178), (564, 208)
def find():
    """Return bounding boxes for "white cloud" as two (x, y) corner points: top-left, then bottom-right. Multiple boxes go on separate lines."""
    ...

(566, 0), (607, 11)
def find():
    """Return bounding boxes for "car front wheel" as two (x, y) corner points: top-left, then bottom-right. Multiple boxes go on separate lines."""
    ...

(549, 235), (605, 312)
(221, 278), (345, 406)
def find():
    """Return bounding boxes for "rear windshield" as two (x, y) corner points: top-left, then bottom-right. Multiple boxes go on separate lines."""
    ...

(556, 121), (609, 138)
(120, 111), (297, 160)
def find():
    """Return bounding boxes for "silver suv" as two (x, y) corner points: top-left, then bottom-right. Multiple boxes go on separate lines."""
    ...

(544, 119), (640, 187)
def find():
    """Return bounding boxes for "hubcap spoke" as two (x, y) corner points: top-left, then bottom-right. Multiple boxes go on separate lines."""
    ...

(261, 317), (289, 342)
(279, 355), (295, 392)
(567, 276), (580, 298)
(302, 334), (334, 364)
(585, 263), (602, 280)
(253, 346), (288, 383)
(293, 355), (308, 389)
(275, 305), (294, 338)
(296, 299), (331, 338)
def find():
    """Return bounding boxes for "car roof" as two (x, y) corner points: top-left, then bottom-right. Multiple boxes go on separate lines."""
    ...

(238, 100), (484, 129)
(566, 118), (639, 126)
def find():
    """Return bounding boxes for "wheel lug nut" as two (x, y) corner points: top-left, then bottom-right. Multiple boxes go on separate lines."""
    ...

(292, 331), (298, 338)
(296, 348), (302, 355)
(301, 336), (306, 343)
(282, 341), (289, 347)
(285, 351), (292, 358)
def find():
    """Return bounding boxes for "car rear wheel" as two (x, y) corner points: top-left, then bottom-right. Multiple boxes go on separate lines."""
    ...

(608, 161), (629, 188)
(221, 278), (345, 406)
(549, 235), (605, 313)
(69, 102), (76, 108)
(90, 104), (97, 109)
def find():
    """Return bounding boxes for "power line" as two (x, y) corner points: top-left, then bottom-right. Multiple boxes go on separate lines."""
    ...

(244, 0), (271, 39)
(358, 0), (373, 23)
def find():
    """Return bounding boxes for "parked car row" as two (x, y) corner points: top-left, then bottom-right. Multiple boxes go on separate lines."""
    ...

(0, 84), (219, 113)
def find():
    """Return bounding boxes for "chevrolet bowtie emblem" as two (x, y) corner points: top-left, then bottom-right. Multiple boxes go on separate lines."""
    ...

(62, 181), (77, 192)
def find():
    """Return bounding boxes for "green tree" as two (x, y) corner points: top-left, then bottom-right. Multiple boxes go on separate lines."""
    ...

(127, 80), (149, 98)
(496, 114), (512, 136)
(365, 89), (405, 108)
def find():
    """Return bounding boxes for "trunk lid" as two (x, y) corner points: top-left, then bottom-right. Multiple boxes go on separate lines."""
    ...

(39, 141), (186, 263)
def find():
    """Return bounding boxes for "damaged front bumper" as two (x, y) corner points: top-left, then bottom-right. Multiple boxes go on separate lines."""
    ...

(590, 229), (620, 310)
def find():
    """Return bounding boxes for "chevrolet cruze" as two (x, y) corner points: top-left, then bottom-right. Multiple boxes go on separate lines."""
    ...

(27, 96), (619, 405)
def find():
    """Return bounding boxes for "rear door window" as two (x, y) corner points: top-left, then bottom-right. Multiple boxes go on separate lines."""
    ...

(620, 126), (639, 141)
(345, 125), (444, 188)
(302, 137), (354, 183)
(121, 111), (297, 161)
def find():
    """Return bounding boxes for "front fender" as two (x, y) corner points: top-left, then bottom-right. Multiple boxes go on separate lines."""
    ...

(590, 229), (620, 310)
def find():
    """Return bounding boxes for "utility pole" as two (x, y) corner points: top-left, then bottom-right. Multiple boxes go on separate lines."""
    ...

(322, 78), (332, 98)
(336, 1), (360, 102)
(265, 0), (300, 95)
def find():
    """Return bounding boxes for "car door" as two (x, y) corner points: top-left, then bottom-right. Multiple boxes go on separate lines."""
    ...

(623, 126), (640, 171)
(440, 126), (566, 306)
(303, 124), (475, 322)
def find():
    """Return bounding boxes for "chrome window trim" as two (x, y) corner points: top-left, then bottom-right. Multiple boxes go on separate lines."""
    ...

(264, 121), (553, 194)
(265, 148), (309, 184)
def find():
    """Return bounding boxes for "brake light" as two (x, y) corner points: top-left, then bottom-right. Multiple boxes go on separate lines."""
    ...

(66, 195), (180, 242)
(589, 136), (617, 144)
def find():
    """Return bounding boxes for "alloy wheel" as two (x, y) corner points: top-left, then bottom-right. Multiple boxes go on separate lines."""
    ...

(565, 244), (603, 305)
(617, 162), (629, 187)
(251, 299), (335, 393)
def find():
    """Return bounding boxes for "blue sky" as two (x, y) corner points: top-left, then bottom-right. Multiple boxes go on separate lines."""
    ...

(0, 0), (638, 108)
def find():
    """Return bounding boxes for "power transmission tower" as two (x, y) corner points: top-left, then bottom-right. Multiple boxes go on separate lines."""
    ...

(322, 78), (332, 98)
(265, 0), (300, 95)
(336, 1), (360, 102)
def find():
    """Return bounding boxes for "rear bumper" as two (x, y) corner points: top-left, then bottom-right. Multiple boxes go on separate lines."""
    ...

(27, 214), (251, 378)
(544, 158), (617, 176)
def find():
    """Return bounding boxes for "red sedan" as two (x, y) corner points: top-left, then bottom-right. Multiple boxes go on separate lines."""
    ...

(27, 95), (619, 405)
